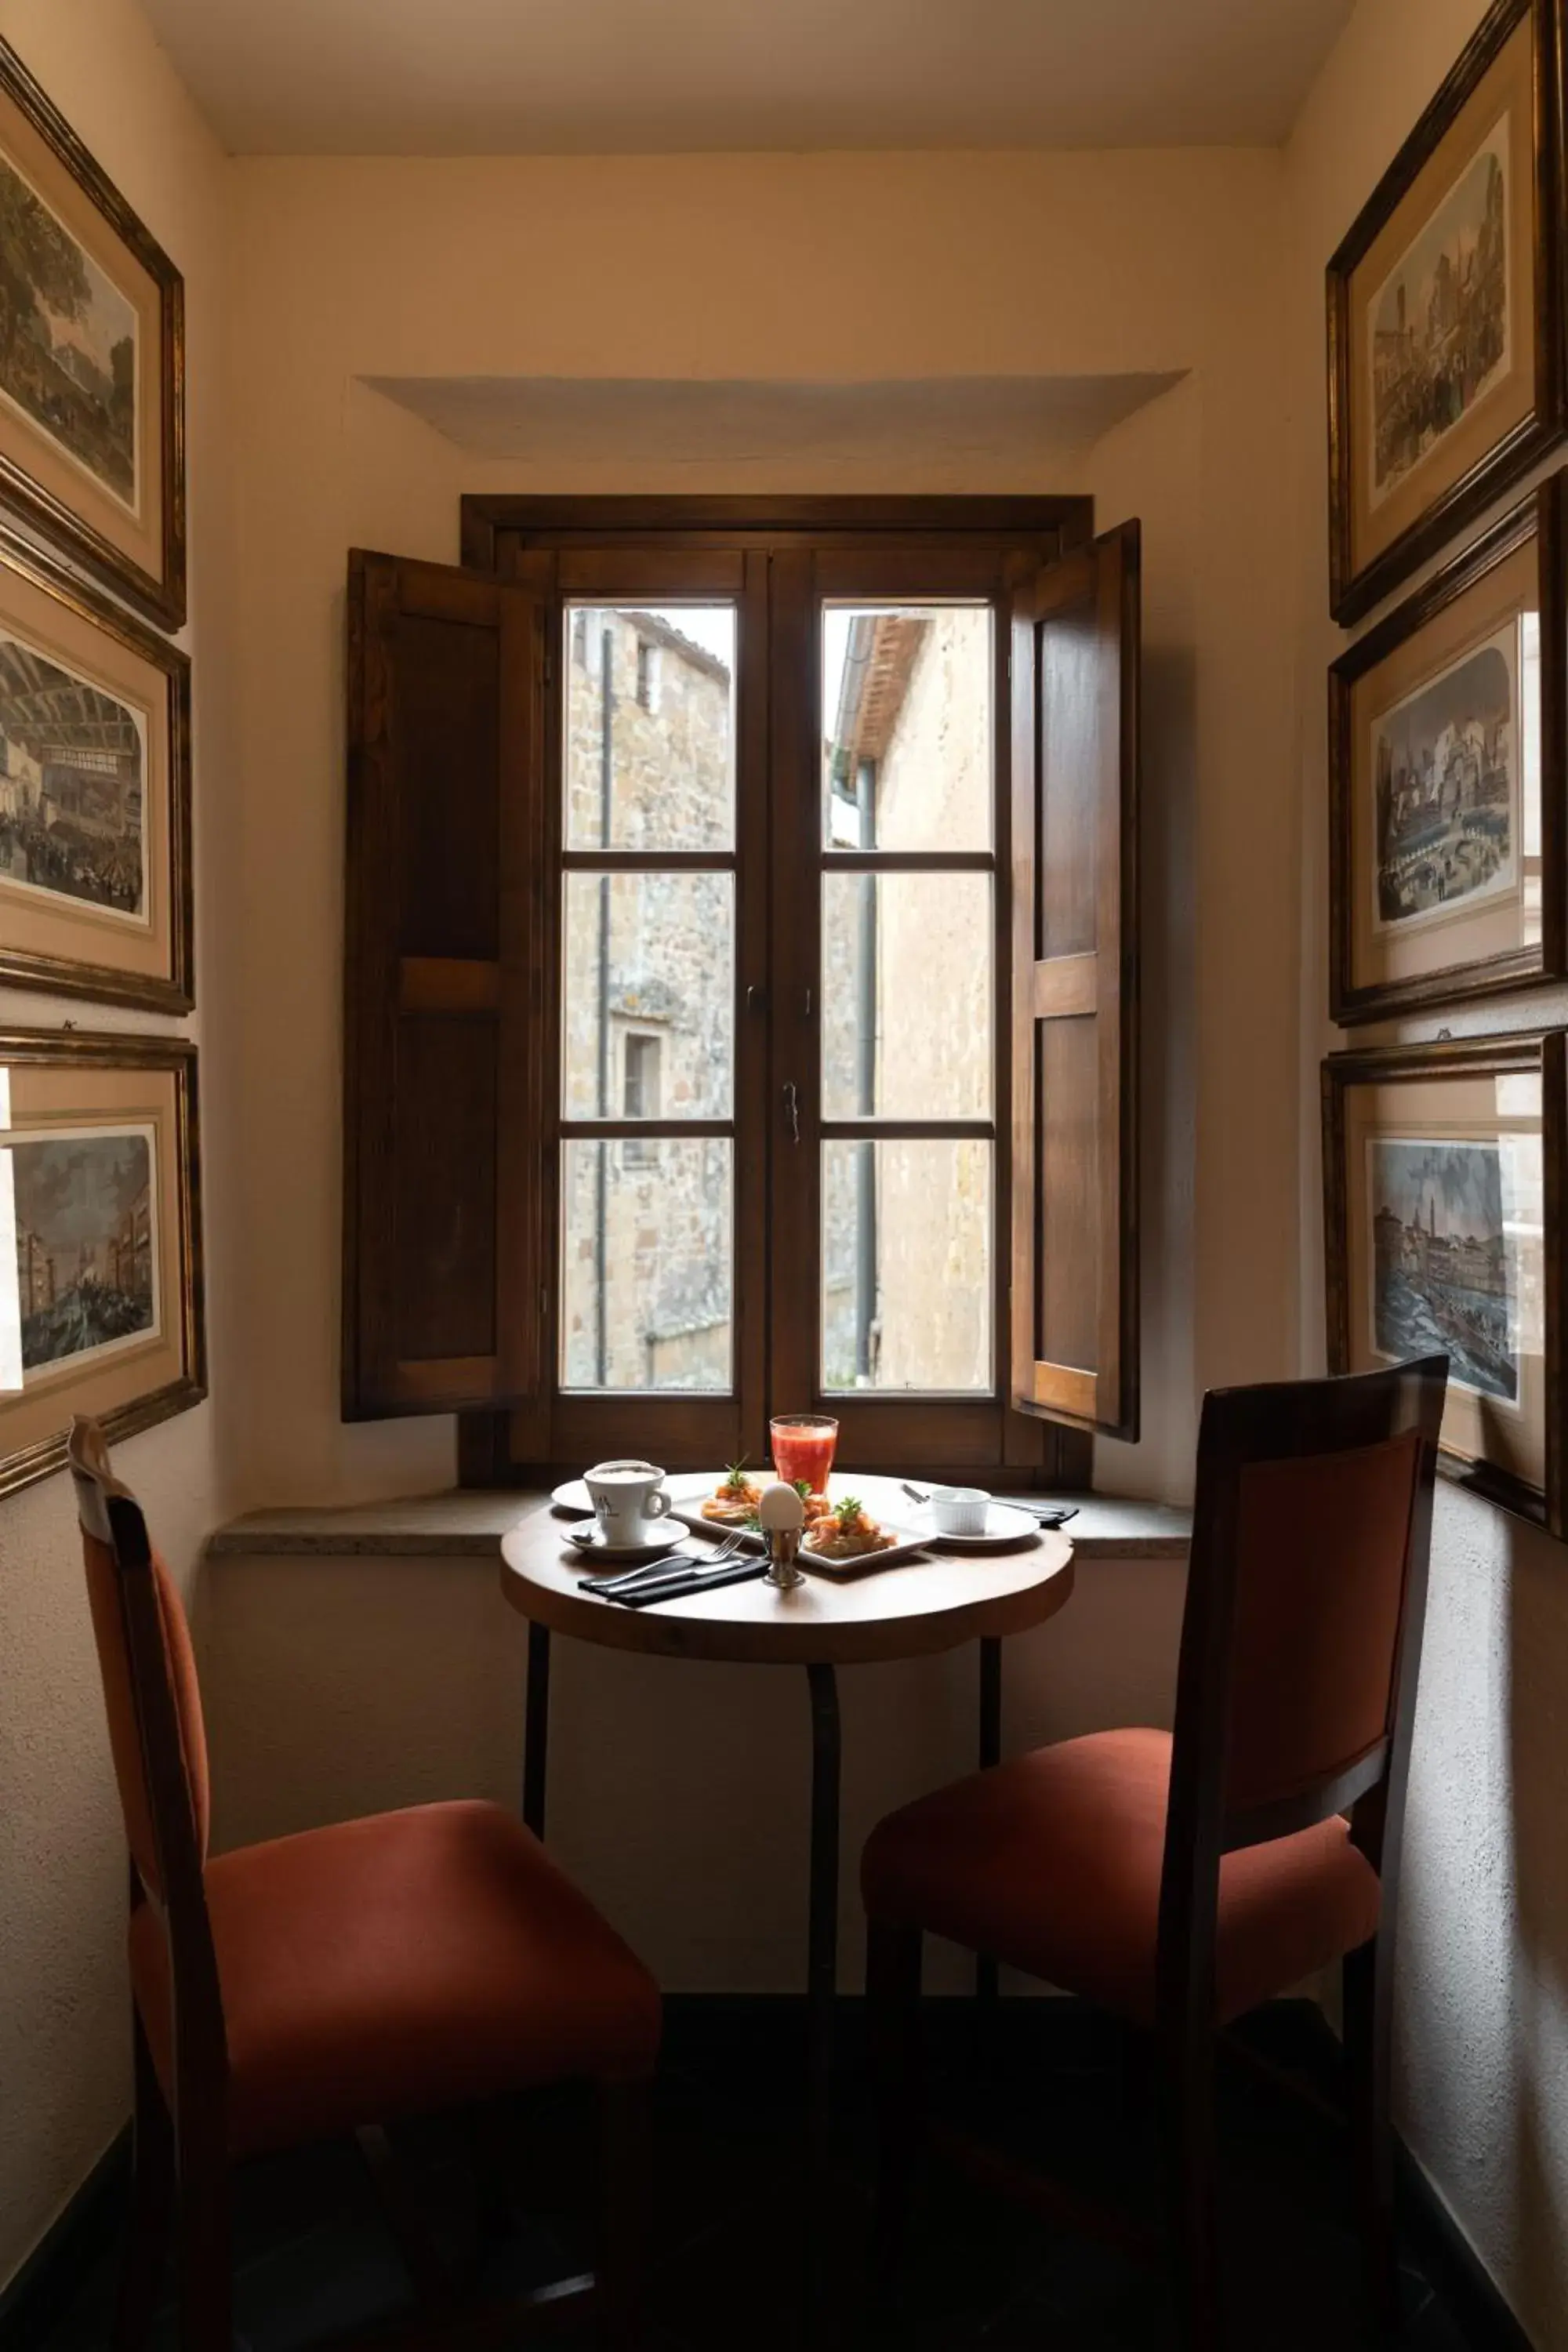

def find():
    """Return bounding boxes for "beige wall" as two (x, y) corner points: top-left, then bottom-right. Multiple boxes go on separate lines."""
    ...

(220, 146), (1294, 1511)
(1287, 3), (1568, 2340)
(198, 144), (1294, 2017)
(0, 0), (241, 2289)
(1, 106), (1294, 2288)
(6, 5), (1563, 2338)
(196, 129), (1294, 2053)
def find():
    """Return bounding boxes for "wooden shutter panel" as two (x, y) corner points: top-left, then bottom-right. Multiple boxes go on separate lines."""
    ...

(1010, 519), (1140, 1439)
(343, 549), (546, 1419)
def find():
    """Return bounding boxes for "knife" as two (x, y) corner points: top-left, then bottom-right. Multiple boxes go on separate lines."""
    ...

(604, 1558), (770, 1609)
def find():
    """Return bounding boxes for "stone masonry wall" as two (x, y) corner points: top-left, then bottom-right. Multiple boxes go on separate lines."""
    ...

(560, 609), (735, 1388)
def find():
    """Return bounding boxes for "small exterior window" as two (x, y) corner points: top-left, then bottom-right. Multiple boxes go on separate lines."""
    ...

(622, 1032), (662, 1164)
(635, 639), (662, 714)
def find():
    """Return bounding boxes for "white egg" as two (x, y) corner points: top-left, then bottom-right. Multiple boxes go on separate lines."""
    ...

(757, 1479), (806, 1530)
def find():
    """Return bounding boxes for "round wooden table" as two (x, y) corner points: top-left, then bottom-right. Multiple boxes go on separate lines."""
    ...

(498, 1496), (1075, 2176)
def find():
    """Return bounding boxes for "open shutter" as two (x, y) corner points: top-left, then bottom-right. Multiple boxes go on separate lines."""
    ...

(343, 549), (546, 1419)
(1010, 519), (1140, 1439)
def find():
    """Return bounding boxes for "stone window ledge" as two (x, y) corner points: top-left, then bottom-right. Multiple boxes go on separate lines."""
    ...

(208, 1490), (1192, 1562)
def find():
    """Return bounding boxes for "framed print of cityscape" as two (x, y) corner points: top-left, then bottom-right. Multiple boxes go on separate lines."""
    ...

(0, 1030), (204, 1501)
(1327, 0), (1566, 626)
(0, 37), (185, 630)
(0, 522), (191, 1010)
(1323, 1031), (1563, 1534)
(1329, 477), (1565, 1022)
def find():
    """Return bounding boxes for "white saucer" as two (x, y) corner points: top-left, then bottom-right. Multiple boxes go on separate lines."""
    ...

(915, 1501), (1043, 1552)
(561, 1517), (688, 1566)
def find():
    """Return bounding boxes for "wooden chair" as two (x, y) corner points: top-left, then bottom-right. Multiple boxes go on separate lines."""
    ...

(69, 1415), (659, 2352)
(862, 1356), (1448, 2347)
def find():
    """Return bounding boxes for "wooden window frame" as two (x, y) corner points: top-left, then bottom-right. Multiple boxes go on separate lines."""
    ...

(452, 495), (1099, 1490)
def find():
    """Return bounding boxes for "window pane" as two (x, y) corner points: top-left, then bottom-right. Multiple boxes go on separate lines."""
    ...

(822, 871), (992, 1120)
(822, 1139), (991, 1393)
(821, 604), (992, 850)
(566, 604), (735, 850)
(562, 872), (733, 1120)
(560, 1138), (732, 1392)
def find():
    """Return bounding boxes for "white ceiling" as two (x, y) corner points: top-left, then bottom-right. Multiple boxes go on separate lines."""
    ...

(140, 0), (1354, 156)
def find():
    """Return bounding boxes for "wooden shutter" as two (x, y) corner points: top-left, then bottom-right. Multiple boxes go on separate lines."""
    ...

(343, 549), (546, 1419)
(1010, 519), (1140, 1439)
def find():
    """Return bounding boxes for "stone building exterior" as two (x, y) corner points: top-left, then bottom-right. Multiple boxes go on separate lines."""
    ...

(821, 605), (993, 1392)
(558, 599), (993, 1397)
(560, 608), (735, 1389)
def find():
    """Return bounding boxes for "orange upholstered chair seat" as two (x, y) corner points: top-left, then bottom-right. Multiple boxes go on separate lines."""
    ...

(129, 1798), (661, 2154)
(861, 1726), (1382, 2027)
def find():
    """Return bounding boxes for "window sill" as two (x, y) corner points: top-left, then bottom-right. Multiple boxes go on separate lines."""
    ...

(207, 1490), (1192, 1562)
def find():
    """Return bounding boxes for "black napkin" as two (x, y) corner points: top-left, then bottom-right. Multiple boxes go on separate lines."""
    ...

(604, 1558), (769, 1609)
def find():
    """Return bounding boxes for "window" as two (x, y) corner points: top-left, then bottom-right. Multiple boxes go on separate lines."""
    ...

(818, 606), (995, 1396)
(559, 600), (736, 1396)
(619, 1033), (663, 1171)
(343, 504), (1138, 1479)
(623, 1032), (662, 1121)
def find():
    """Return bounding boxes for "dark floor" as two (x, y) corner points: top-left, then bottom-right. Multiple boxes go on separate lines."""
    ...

(35, 1998), (1477, 2351)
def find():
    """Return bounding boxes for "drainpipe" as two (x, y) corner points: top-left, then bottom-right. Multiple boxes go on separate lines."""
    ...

(594, 619), (613, 1388)
(854, 753), (877, 1381)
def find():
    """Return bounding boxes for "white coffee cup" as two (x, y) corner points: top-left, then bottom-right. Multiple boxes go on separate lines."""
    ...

(585, 1459), (673, 1548)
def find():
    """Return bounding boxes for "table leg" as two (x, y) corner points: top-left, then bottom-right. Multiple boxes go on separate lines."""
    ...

(805, 1661), (841, 2182)
(977, 1637), (1002, 2013)
(523, 1622), (551, 1839)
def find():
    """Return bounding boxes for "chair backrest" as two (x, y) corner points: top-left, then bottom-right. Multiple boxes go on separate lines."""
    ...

(70, 1416), (211, 1902)
(1158, 1356), (1446, 2000)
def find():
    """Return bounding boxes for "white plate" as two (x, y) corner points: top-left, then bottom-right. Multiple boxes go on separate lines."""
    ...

(668, 1486), (927, 1575)
(560, 1517), (691, 1566)
(911, 1500), (1044, 1552)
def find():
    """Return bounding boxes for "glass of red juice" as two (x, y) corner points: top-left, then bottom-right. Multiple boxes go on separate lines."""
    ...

(770, 1414), (839, 1494)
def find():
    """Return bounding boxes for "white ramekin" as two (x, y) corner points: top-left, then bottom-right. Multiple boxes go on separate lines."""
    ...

(927, 1484), (991, 1539)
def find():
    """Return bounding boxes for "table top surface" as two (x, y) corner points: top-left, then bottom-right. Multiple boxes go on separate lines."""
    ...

(498, 1490), (1075, 1667)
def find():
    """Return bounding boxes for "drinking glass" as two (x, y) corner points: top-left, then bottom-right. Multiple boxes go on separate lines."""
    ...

(769, 1414), (839, 1493)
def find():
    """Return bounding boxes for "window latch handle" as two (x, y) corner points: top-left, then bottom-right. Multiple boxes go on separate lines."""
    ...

(783, 1080), (800, 1145)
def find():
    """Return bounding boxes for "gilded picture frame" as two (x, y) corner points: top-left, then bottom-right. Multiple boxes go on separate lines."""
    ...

(0, 521), (193, 1010)
(1327, 0), (1566, 626)
(0, 36), (185, 631)
(0, 1029), (205, 1501)
(1322, 1030), (1564, 1534)
(1329, 475), (1566, 1022)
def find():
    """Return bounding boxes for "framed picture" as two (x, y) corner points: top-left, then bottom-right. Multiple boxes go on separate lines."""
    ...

(1323, 1031), (1563, 1534)
(1327, 0), (1566, 626)
(0, 37), (185, 630)
(0, 1030), (204, 1501)
(1330, 476), (1564, 1022)
(0, 521), (191, 1010)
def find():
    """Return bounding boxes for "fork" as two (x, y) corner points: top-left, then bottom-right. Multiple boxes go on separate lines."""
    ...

(586, 1528), (748, 1595)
